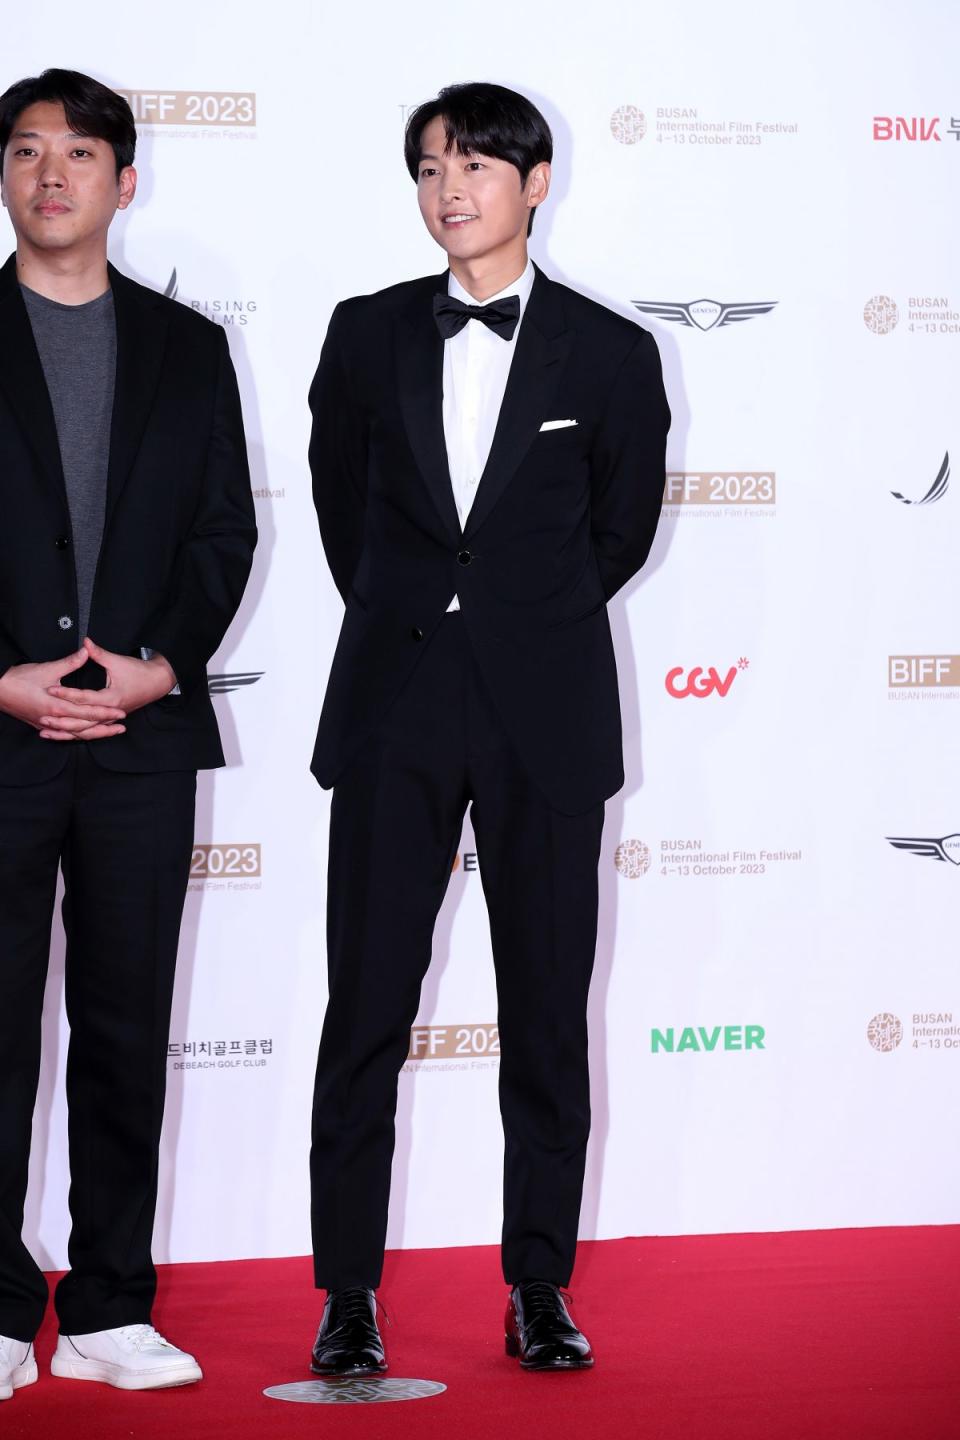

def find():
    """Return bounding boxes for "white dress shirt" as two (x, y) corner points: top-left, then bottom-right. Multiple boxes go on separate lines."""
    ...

(442, 259), (535, 610)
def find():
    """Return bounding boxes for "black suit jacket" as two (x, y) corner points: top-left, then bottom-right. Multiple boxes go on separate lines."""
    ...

(0, 254), (256, 782)
(310, 265), (669, 815)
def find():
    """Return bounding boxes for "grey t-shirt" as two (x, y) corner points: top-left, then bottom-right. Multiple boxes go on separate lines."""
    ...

(22, 284), (117, 641)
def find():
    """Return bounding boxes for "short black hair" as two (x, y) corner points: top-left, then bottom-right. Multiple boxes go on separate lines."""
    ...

(404, 82), (552, 235)
(0, 68), (136, 179)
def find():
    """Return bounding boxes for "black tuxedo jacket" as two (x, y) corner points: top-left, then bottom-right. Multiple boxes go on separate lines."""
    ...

(0, 254), (256, 783)
(310, 265), (669, 815)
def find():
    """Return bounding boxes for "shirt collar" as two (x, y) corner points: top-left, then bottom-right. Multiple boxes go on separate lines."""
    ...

(447, 258), (535, 318)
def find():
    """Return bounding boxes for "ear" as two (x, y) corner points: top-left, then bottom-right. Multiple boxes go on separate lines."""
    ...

(526, 161), (551, 211)
(117, 164), (137, 211)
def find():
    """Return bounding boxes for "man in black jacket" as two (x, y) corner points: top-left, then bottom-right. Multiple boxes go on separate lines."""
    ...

(0, 70), (255, 1398)
(308, 82), (669, 1375)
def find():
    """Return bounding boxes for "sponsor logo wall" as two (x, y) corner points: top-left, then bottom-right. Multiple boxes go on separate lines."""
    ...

(14, 0), (958, 1269)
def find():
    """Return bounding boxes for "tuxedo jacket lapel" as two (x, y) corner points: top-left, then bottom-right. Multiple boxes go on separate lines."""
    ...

(463, 268), (570, 541)
(395, 267), (571, 543)
(396, 274), (461, 540)
(105, 263), (169, 531)
(0, 255), (67, 510)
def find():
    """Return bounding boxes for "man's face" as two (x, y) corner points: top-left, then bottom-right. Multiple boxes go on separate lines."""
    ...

(416, 114), (548, 263)
(1, 100), (135, 253)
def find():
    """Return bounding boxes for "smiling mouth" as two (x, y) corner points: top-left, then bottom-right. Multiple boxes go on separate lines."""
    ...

(442, 213), (479, 225)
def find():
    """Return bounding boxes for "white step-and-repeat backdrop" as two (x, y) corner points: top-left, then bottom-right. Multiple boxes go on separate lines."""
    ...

(13, 0), (959, 1269)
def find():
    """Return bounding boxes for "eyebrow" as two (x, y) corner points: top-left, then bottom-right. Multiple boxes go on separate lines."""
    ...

(419, 149), (480, 162)
(11, 129), (90, 141)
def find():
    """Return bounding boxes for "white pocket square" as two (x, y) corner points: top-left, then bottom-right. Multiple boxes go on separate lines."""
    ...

(539, 418), (578, 431)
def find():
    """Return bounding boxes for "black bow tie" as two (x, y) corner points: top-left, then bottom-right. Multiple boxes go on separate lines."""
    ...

(433, 292), (521, 342)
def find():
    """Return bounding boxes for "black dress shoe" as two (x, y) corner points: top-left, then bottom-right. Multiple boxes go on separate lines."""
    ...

(310, 1286), (387, 1377)
(505, 1280), (594, 1370)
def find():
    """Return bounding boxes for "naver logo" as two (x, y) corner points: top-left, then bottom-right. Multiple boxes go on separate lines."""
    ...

(651, 1024), (765, 1054)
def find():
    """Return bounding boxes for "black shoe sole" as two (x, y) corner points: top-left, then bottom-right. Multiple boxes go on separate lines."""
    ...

(505, 1334), (593, 1370)
(310, 1362), (388, 1379)
(518, 1356), (594, 1371)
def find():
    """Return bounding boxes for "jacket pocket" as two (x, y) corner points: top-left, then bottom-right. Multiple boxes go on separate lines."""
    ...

(546, 598), (606, 631)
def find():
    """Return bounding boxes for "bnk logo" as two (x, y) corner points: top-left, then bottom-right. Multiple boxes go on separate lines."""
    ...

(666, 658), (749, 698)
(873, 117), (941, 142)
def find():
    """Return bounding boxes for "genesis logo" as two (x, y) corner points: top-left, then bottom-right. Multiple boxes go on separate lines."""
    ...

(886, 833), (960, 866)
(208, 673), (264, 696)
(632, 298), (778, 331)
(891, 451), (950, 505)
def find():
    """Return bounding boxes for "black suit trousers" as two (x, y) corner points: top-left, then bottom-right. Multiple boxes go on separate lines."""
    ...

(0, 746), (195, 1340)
(310, 615), (603, 1290)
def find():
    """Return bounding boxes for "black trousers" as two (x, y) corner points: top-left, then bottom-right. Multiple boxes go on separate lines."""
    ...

(0, 745), (196, 1341)
(311, 615), (604, 1290)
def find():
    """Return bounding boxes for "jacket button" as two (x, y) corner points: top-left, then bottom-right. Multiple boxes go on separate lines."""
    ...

(411, 626), (423, 642)
(58, 615), (73, 630)
(457, 549), (473, 566)
(55, 536), (69, 550)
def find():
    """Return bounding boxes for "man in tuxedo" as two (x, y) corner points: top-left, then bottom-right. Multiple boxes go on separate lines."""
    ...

(0, 70), (255, 1398)
(309, 81), (669, 1374)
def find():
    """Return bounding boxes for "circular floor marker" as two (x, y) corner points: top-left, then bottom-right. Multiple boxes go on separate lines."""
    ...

(264, 1378), (446, 1405)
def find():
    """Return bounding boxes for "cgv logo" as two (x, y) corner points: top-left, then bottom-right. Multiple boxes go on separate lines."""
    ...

(873, 117), (941, 142)
(666, 659), (749, 698)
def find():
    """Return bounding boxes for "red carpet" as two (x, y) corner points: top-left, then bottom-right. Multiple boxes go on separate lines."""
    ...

(5, 1228), (958, 1439)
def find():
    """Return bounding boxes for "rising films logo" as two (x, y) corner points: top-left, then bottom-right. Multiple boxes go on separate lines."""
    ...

(159, 267), (258, 326)
(891, 452), (950, 506)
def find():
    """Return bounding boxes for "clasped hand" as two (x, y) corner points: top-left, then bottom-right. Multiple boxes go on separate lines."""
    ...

(0, 637), (177, 742)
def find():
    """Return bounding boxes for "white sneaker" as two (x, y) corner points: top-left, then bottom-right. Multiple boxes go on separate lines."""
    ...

(51, 1324), (202, 1390)
(0, 1336), (38, 1400)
